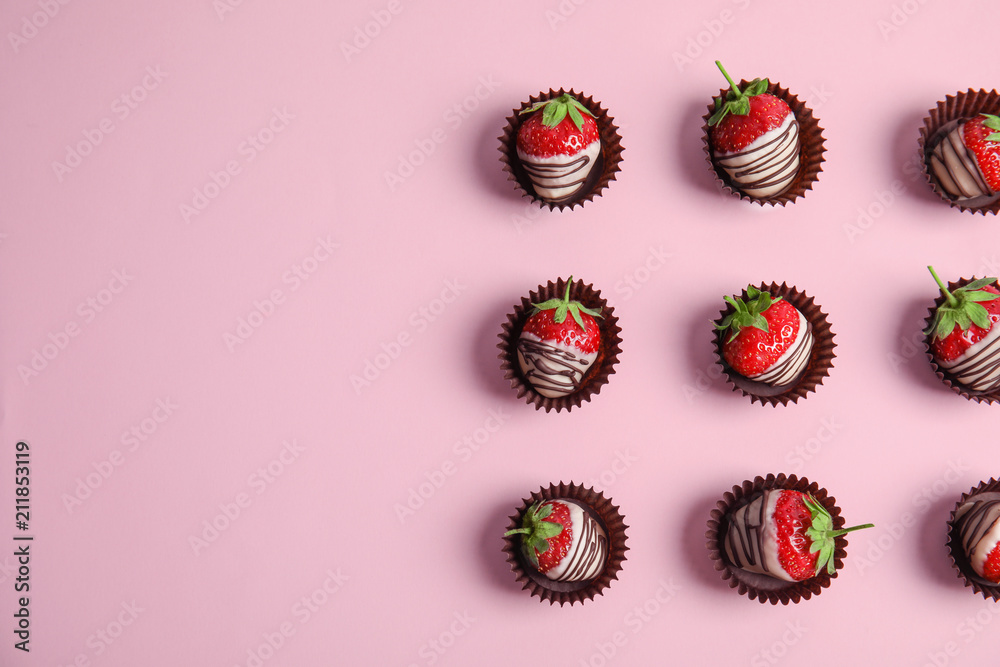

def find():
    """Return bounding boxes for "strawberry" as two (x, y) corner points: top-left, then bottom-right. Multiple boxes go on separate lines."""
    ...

(928, 114), (1000, 202)
(952, 494), (1000, 583)
(925, 267), (1000, 392)
(707, 61), (800, 198)
(518, 276), (602, 398)
(716, 285), (813, 387)
(504, 499), (608, 582)
(962, 114), (1000, 192)
(516, 94), (601, 203)
(724, 489), (873, 583)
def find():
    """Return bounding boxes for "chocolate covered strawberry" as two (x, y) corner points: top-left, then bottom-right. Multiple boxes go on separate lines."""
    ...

(954, 493), (1000, 584)
(724, 489), (873, 582)
(928, 114), (1000, 203)
(517, 94), (601, 203)
(517, 277), (602, 398)
(504, 499), (608, 582)
(925, 266), (1000, 392)
(707, 61), (800, 198)
(716, 285), (814, 387)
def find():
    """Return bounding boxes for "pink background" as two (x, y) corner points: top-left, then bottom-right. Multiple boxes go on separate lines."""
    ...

(2, 0), (1000, 665)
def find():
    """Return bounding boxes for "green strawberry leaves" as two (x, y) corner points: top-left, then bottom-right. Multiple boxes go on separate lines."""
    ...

(715, 285), (782, 343)
(981, 113), (1000, 142)
(924, 266), (1000, 341)
(503, 501), (564, 569)
(708, 60), (770, 127)
(531, 275), (603, 331)
(520, 93), (595, 132)
(802, 494), (874, 576)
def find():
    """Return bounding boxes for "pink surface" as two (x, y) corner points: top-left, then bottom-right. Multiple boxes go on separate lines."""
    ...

(2, 0), (1000, 665)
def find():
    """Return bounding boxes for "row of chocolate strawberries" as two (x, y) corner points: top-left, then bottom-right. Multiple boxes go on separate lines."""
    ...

(502, 476), (1000, 606)
(499, 61), (1000, 214)
(498, 268), (1000, 412)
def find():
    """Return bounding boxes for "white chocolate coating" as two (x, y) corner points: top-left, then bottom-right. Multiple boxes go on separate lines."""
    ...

(724, 489), (796, 582)
(517, 138), (600, 203)
(715, 114), (800, 198)
(748, 310), (814, 387)
(544, 500), (608, 582)
(517, 332), (597, 398)
(936, 315), (1000, 392)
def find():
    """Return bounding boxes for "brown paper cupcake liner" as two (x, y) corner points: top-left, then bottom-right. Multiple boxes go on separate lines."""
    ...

(502, 481), (628, 606)
(920, 89), (1000, 215)
(713, 282), (835, 407)
(498, 277), (622, 413)
(701, 80), (825, 206)
(706, 473), (849, 605)
(923, 276), (1000, 405)
(948, 478), (1000, 600)
(499, 88), (624, 211)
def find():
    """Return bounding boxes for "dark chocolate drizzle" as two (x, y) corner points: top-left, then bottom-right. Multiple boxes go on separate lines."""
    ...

(517, 337), (591, 396)
(725, 490), (772, 574)
(929, 120), (993, 201)
(520, 154), (593, 203)
(550, 500), (608, 582)
(941, 328), (1000, 393)
(716, 119), (800, 193)
(754, 321), (814, 387)
(955, 497), (1000, 575)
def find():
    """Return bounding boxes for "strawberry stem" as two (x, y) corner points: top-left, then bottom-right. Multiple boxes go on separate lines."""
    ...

(562, 275), (574, 305)
(828, 523), (875, 538)
(715, 60), (743, 97)
(928, 265), (958, 307)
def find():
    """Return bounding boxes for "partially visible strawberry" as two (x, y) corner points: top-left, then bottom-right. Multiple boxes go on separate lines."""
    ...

(984, 543), (1000, 583)
(707, 61), (793, 154)
(716, 285), (809, 384)
(924, 266), (1000, 364)
(517, 94), (599, 159)
(521, 277), (602, 354)
(504, 498), (608, 582)
(962, 114), (1000, 192)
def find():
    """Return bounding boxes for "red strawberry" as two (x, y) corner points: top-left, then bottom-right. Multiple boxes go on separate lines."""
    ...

(984, 544), (1000, 583)
(725, 489), (873, 583)
(516, 94), (601, 203)
(518, 276), (602, 398)
(716, 285), (813, 386)
(504, 499), (608, 582)
(925, 266), (1000, 363)
(961, 114), (1000, 192)
(707, 61), (800, 198)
